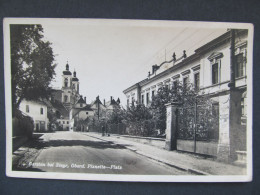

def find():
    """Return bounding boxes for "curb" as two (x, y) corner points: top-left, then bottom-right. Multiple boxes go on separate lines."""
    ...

(83, 132), (210, 175)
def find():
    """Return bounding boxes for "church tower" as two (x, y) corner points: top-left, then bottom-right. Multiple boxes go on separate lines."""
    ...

(61, 62), (73, 110)
(71, 70), (80, 104)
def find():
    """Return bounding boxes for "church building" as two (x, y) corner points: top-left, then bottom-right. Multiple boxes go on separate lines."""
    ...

(50, 62), (120, 131)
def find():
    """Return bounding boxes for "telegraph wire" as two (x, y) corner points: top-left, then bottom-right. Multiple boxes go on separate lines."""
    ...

(129, 28), (188, 76)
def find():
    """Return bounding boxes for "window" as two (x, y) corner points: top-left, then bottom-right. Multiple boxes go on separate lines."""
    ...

(63, 121), (65, 124)
(183, 77), (188, 89)
(172, 81), (177, 91)
(212, 63), (219, 84)
(64, 95), (68, 102)
(72, 83), (75, 89)
(26, 105), (29, 113)
(40, 108), (43, 115)
(241, 92), (247, 125)
(86, 112), (88, 115)
(80, 103), (83, 107)
(152, 90), (155, 99)
(131, 97), (135, 106)
(141, 95), (144, 104)
(67, 121), (69, 124)
(127, 99), (129, 107)
(194, 72), (200, 90)
(146, 92), (150, 105)
(241, 92), (247, 117)
(235, 53), (245, 78)
(64, 78), (68, 87)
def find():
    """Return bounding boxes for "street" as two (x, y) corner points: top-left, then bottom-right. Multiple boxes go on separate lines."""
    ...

(14, 131), (187, 175)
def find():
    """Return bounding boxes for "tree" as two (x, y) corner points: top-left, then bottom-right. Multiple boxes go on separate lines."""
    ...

(107, 106), (124, 125)
(122, 104), (154, 136)
(10, 24), (56, 113)
(151, 81), (218, 139)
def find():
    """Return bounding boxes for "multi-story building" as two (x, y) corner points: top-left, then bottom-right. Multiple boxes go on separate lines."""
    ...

(123, 29), (248, 161)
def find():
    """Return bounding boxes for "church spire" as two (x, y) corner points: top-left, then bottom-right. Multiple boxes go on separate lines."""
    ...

(73, 69), (76, 77)
(66, 61), (69, 71)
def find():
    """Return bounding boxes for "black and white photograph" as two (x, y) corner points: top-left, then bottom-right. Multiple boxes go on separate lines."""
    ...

(4, 18), (253, 182)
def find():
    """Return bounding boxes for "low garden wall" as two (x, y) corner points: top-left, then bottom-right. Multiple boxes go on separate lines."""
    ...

(117, 135), (165, 149)
(177, 139), (218, 156)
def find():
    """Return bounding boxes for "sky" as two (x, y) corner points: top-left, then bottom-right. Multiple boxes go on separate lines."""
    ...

(40, 19), (227, 107)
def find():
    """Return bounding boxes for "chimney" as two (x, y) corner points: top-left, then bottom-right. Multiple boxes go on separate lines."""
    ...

(104, 99), (106, 106)
(84, 97), (86, 103)
(110, 96), (113, 102)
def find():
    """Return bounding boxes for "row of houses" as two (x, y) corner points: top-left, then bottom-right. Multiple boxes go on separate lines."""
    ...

(19, 62), (120, 132)
(123, 29), (249, 161)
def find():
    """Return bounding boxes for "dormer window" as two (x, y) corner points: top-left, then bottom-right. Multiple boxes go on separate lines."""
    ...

(80, 103), (83, 107)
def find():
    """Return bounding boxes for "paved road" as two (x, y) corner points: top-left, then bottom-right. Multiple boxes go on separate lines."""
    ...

(15, 131), (187, 175)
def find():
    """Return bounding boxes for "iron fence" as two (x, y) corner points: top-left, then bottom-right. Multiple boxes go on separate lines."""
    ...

(177, 103), (219, 141)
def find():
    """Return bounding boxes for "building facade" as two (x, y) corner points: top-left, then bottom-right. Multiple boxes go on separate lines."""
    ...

(19, 99), (49, 131)
(123, 29), (248, 162)
(70, 96), (94, 131)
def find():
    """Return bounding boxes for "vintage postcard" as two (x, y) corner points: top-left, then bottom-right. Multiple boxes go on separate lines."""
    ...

(4, 18), (253, 182)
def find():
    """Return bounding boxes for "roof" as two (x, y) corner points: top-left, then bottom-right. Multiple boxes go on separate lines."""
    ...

(23, 99), (47, 106)
(72, 104), (93, 118)
(92, 98), (103, 105)
(123, 30), (249, 94)
(63, 70), (72, 75)
(195, 29), (248, 54)
(123, 53), (199, 94)
(72, 77), (79, 81)
(76, 96), (86, 104)
(49, 100), (69, 118)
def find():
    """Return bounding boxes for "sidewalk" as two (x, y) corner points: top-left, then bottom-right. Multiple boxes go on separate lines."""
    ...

(82, 132), (247, 175)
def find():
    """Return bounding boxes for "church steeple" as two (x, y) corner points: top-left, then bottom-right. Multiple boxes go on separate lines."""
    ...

(66, 61), (69, 70)
(63, 61), (72, 76)
(72, 68), (79, 94)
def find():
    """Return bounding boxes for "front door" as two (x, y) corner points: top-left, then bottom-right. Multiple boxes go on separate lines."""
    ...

(35, 123), (39, 131)
(40, 121), (45, 131)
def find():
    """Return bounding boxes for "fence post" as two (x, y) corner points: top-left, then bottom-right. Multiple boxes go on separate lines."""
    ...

(165, 102), (182, 150)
